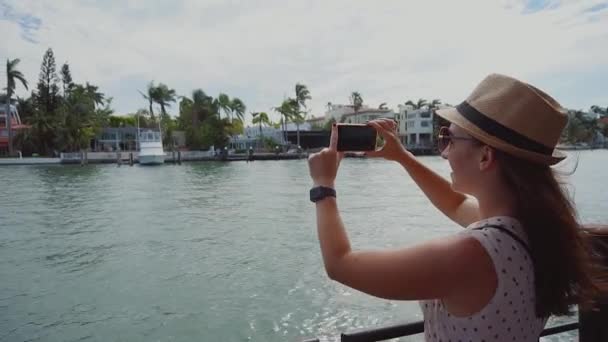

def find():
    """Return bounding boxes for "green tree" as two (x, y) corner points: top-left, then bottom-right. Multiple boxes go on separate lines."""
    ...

(35, 48), (61, 117)
(108, 115), (137, 128)
(179, 89), (229, 149)
(251, 111), (270, 142)
(349, 91), (363, 122)
(60, 62), (73, 96)
(404, 98), (428, 110)
(139, 81), (157, 120)
(26, 49), (62, 155)
(216, 93), (231, 121)
(5, 58), (29, 155)
(16, 96), (35, 123)
(84, 82), (105, 108)
(153, 83), (176, 118)
(177, 96), (193, 130)
(230, 97), (246, 122)
(55, 84), (111, 152)
(274, 98), (297, 144)
(294, 83), (311, 148)
(148, 83), (177, 147)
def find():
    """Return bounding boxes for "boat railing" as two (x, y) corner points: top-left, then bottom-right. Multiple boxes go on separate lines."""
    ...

(301, 315), (608, 342)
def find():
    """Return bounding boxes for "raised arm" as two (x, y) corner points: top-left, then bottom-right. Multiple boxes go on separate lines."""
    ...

(307, 124), (493, 301)
(367, 119), (480, 228)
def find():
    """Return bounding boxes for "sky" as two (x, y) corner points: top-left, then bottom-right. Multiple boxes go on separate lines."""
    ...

(1, 0), (607, 125)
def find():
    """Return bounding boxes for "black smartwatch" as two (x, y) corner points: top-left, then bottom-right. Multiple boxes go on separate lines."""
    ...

(310, 186), (336, 203)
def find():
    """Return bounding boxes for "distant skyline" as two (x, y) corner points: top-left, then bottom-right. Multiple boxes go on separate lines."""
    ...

(1, 0), (607, 124)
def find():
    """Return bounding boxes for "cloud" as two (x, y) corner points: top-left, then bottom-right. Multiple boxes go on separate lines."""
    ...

(1, 0), (607, 124)
(0, 0), (42, 43)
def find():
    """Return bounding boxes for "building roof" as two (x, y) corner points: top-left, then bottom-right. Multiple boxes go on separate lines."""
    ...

(306, 116), (325, 122)
(340, 108), (393, 118)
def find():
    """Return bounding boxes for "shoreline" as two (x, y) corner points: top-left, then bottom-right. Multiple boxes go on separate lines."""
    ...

(1, 147), (606, 166)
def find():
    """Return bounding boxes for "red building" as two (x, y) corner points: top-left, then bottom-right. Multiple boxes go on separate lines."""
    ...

(0, 104), (29, 154)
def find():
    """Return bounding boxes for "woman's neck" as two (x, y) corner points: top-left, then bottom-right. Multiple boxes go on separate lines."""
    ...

(475, 179), (518, 221)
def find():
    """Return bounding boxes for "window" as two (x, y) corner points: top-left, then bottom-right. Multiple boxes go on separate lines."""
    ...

(420, 121), (430, 127)
(407, 113), (416, 119)
(101, 132), (115, 140)
(420, 111), (431, 118)
(408, 120), (415, 128)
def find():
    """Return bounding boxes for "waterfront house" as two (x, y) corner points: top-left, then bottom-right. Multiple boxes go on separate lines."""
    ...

(395, 104), (448, 151)
(0, 104), (29, 155)
(326, 103), (394, 124)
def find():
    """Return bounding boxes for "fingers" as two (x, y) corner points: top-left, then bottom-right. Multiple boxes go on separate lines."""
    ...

(373, 118), (397, 132)
(329, 124), (338, 151)
(367, 121), (392, 140)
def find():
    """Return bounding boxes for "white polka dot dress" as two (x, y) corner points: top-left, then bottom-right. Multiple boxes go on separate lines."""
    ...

(419, 216), (548, 341)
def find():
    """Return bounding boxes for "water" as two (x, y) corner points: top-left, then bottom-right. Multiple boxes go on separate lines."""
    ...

(1, 150), (607, 342)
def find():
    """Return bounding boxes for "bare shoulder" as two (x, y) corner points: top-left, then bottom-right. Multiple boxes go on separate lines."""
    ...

(452, 196), (481, 228)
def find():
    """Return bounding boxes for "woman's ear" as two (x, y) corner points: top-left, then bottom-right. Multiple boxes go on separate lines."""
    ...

(479, 145), (495, 171)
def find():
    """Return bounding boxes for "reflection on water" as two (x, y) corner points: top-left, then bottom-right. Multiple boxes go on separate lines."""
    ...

(0, 151), (606, 341)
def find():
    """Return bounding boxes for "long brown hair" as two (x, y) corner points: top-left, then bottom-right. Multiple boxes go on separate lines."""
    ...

(495, 150), (608, 317)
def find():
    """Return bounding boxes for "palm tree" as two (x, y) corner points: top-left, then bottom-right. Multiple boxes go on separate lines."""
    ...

(190, 89), (215, 125)
(217, 93), (231, 120)
(5, 58), (29, 156)
(84, 82), (105, 108)
(378, 102), (388, 110)
(230, 98), (246, 122)
(153, 83), (177, 119)
(251, 111), (270, 147)
(295, 83), (311, 110)
(138, 81), (158, 120)
(274, 99), (297, 144)
(416, 98), (428, 109)
(294, 83), (311, 148)
(428, 99), (441, 110)
(350, 92), (363, 121)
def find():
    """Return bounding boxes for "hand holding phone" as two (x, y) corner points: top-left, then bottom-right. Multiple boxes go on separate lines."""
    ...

(337, 124), (377, 152)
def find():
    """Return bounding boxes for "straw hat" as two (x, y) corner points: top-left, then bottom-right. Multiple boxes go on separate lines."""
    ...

(435, 73), (568, 165)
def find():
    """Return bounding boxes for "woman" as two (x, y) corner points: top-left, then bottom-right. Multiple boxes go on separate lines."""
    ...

(307, 74), (606, 341)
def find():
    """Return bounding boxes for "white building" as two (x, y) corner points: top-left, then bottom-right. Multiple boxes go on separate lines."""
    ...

(395, 104), (449, 149)
(325, 104), (394, 124)
(395, 104), (414, 145)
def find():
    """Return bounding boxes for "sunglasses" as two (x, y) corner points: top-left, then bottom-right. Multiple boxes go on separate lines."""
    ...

(437, 126), (477, 152)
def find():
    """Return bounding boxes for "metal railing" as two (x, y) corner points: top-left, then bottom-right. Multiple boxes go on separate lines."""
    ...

(302, 319), (580, 342)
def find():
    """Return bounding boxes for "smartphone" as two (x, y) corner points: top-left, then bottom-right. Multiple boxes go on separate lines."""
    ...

(337, 124), (377, 151)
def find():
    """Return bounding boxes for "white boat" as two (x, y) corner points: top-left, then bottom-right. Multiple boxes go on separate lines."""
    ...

(137, 115), (165, 165)
(138, 129), (165, 165)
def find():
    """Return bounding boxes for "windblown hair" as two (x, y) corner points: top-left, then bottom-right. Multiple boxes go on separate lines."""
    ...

(494, 150), (608, 317)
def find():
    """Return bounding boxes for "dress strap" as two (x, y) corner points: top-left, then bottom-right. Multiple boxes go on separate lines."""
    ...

(473, 224), (532, 257)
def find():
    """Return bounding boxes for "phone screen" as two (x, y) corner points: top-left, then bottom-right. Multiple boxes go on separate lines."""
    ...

(337, 124), (377, 151)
